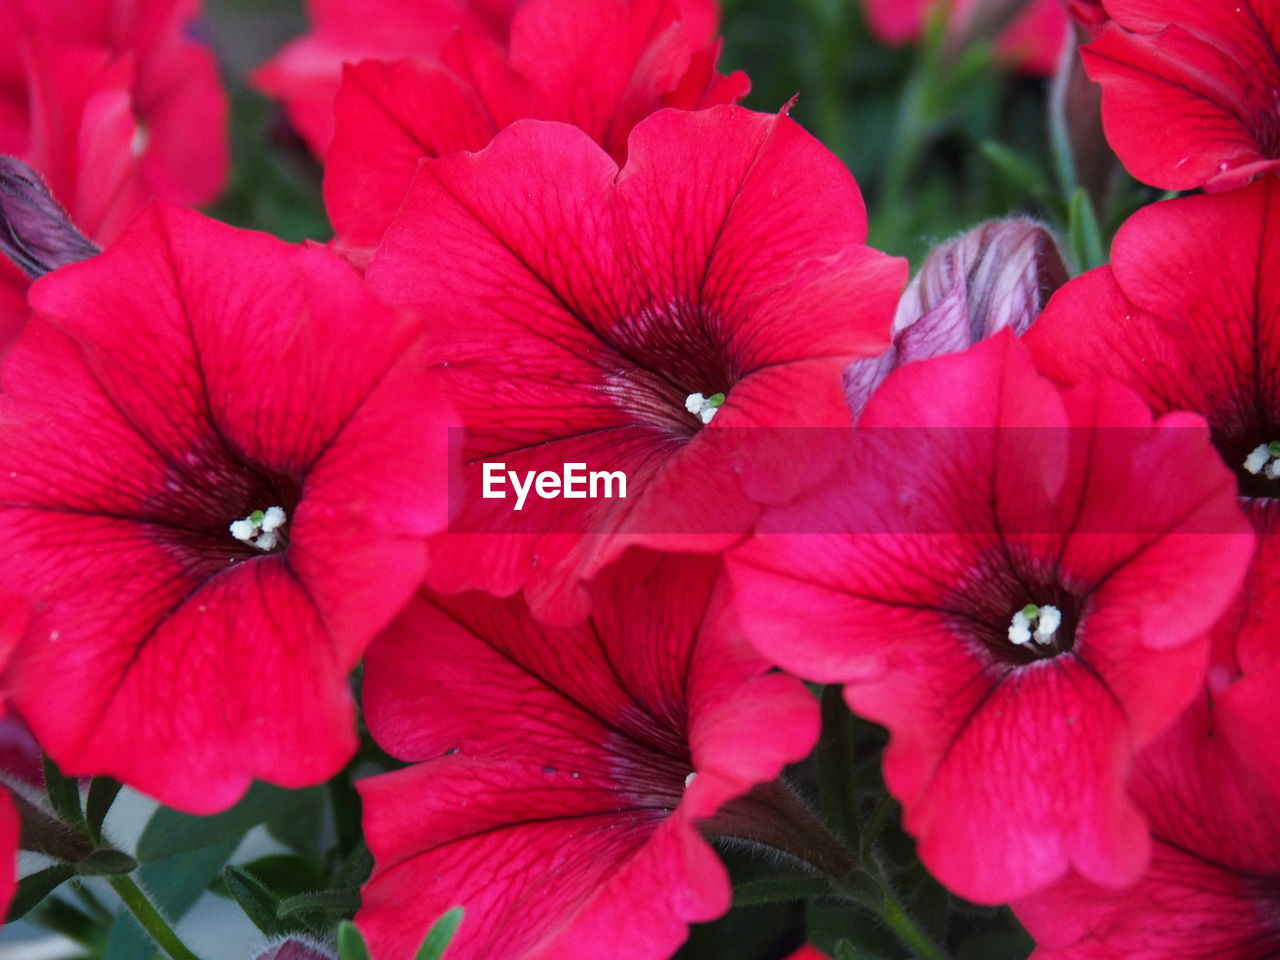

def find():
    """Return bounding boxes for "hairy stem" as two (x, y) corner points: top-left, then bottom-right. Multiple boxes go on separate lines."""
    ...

(108, 875), (203, 960)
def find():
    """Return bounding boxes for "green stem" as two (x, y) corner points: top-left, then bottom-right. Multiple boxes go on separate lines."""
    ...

(833, 874), (951, 960)
(732, 875), (833, 907)
(881, 888), (950, 960)
(108, 875), (203, 960)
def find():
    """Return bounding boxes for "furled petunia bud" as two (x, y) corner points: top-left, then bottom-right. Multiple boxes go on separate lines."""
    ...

(0, 157), (99, 279)
(253, 938), (336, 960)
(1049, 20), (1118, 209)
(845, 218), (1067, 415)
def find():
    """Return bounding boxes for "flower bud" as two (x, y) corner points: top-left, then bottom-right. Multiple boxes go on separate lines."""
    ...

(845, 219), (1067, 415)
(0, 156), (99, 279)
(252, 938), (336, 960)
(1049, 20), (1118, 207)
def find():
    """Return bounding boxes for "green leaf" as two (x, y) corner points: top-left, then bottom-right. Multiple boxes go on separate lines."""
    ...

(223, 865), (285, 937)
(5, 863), (76, 920)
(957, 929), (1036, 960)
(338, 920), (373, 960)
(211, 854), (326, 900)
(331, 840), (374, 890)
(42, 755), (86, 829)
(86, 776), (124, 843)
(414, 907), (464, 960)
(1067, 187), (1106, 274)
(266, 787), (326, 858)
(136, 782), (300, 862)
(76, 848), (139, 876)
(834, 940), (887, 960)
(979, 141), (1050, 202)
(277, 887), (361, 920)
(30, 895), (103, 947)
(816, 684), (858, 844)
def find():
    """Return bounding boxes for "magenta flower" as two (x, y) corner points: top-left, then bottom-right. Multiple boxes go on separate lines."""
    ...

(356, 550), (819, 959)
(0, 205), (452, 812)
(1028, 178), (1280, 808)
(1082, 0), (1280, 192)
(727, 332), (1254, 903)
(367, 105), (905, 623)
(1014, 692), (1280, 958)
(323, 0), (747, 254)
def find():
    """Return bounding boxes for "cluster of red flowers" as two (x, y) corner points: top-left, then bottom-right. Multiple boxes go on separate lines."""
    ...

(0, 0), (1277, 958)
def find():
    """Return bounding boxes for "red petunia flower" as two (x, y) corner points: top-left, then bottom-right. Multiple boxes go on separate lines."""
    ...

(356, 550), (819, 960)
(0, 0), (228, 212)
(1014, 690), (1280, 958)
(1081, 0), (1280, 192)
(862, 0), (1069, 76)
(253, 0), (721, 158)
(366, 105), (905, 624)
(0, 1), (228, 355)
(251, 0), (513, 157)
(726, 332), (1255, 904)
(324, 0), (748, 255)
(0, 204), (451, 813)
(1027, 177), (1280, 801)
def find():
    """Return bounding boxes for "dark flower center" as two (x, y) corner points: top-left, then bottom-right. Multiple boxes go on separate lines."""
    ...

(1229, 434), (1280, 499)
(143, 434), (303, 578)
(598, 300), (739, 437)
(945, 549), (1085, 665)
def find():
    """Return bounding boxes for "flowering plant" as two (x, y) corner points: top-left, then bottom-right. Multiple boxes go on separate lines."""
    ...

(0, 1), (1276, 959)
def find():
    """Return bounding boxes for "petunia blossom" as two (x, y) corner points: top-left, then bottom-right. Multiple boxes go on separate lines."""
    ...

(0, 204), (451, 813)
(253, 0), (722, 157)
(356, 550), (820, 960)
(1014, 689), (1280, 958)
(862, 0), (1069, 75)
(727, 331), (1255, 904)
(1027, 177), (1280, 800)
(251, 0), (522, 157)
(1081, 0), (1280, 192)
(0, 0), (229, 356)
(323, 0), (748, 254)
(0, 0), (229, 212)
(366, 105), (905, 624)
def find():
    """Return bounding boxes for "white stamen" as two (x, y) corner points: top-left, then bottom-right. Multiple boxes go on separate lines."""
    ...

(684, 392), (725, 425)
(229, 506), (288, 552)
(684, 772), (697, 788)
(261, 506), (287, 532)
(1033, 605), (1062, 645)
(1007, 610), (1032, 645)
(229, 518), (257, 542)
(1267, 460), (1280, 480)
(1244, 443), (1271, 475)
